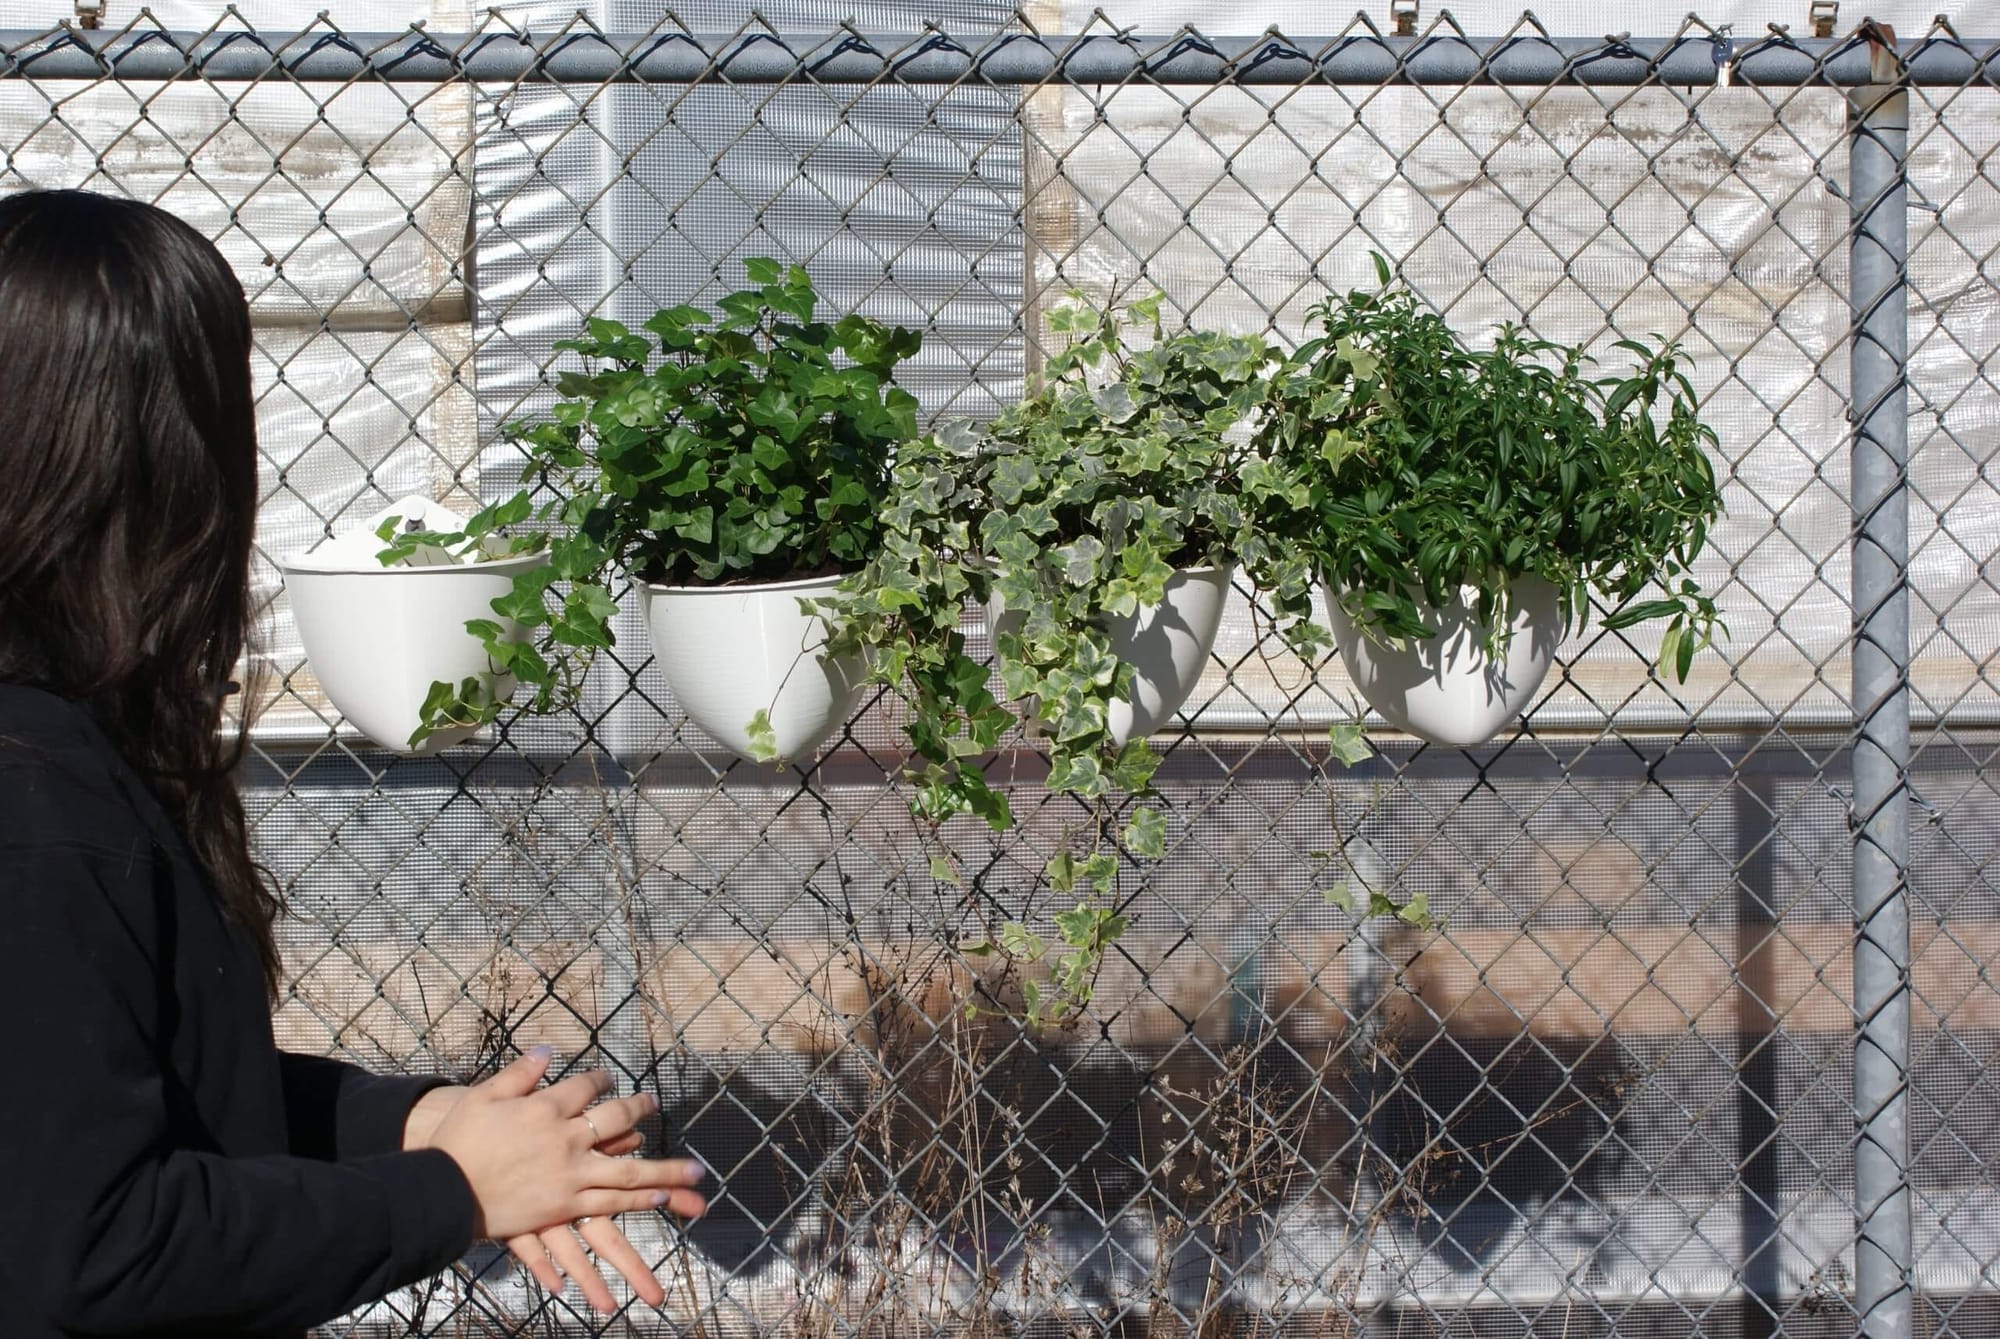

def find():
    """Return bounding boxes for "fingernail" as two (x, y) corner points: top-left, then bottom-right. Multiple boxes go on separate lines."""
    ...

(646, 1092), (661, 1111)
(527, 1044), (553, 1063)
(650, 1190), (670, 1207)
(684, 1159), (709, 1183)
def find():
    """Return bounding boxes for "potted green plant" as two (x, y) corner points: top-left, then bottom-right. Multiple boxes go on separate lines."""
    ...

(279, 493), (548, 753)
(825, 292), (1308, 1023)
(402, 259), (924, 761)
(1250, 258), (1726, 746)
(831, 291), (1300, 824)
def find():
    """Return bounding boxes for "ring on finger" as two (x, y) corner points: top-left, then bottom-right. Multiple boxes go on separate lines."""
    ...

(580, 1110), (602, 1143)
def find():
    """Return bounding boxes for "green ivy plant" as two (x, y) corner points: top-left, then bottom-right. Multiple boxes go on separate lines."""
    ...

(962, 903), (1132, 1028)
(365, 496), (551, 748)
(390, 259), (923, 749)
(372, 494), (547, 570)
(824, 291), (1301, 1025)
(1251, 256), (1727, 679)
(827, 291), (1294, 828)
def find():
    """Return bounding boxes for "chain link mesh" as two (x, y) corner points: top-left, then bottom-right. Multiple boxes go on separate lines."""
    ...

(1, 10), (1995, 1336)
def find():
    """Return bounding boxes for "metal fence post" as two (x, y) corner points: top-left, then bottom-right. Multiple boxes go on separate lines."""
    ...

(1846, 22), (1914, 1339)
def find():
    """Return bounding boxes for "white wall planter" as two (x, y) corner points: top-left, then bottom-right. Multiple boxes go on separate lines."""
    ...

(1327, 576), (1562, 747)
(991, 565), (1232, 747)
(641, 572), (865, 764)
(280, 497), (547, 754)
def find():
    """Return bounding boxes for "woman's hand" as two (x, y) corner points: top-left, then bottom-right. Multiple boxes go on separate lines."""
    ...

(407, 1080), (645, 1159)
(403, 1060), (692, 1312)
(420, 1049), (706, 1302)
(402, 1085), (463, 1152)
(510, 1214), (671, 1314)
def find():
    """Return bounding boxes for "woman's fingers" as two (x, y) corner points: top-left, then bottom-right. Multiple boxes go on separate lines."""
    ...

(575, 1185), (708, 1220)
(569, 1092), (657, 1148)
(480, 1047), (554, 1100)
(430, 1050), (699, 1242)
(578, 1217), (667, 1308)
(506, 1232), (564, 1295)
(596, 1129), (644, 1158)
(541, 1069), (614, 1117)
(517, 1218), (667, 1316)
(586, 1156), (709, 1195)
(540, 1226), (616, 1315)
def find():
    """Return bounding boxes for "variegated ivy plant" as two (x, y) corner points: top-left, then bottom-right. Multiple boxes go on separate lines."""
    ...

(820, 291), (1318, 1024)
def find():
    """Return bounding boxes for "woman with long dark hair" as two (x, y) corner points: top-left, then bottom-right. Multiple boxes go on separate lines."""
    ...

(0, 189), (705, 1336)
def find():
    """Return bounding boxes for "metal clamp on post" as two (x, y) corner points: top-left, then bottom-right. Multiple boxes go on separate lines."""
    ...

(1711, 25), (1735, 88)
(1391, 0), (1418, 37)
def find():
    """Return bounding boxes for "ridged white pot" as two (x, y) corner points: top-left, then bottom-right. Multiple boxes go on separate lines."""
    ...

(642, 573), (865, 763)
(1327, 576), (1561, 747)
(990, 565), (1232, 747)
(281, 499), (546, 755)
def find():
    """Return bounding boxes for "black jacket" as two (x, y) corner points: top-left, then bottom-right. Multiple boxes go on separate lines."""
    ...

(0, 686), (477, 1336)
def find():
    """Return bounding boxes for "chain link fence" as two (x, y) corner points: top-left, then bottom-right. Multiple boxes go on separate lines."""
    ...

(3, 8), (1997, 1336)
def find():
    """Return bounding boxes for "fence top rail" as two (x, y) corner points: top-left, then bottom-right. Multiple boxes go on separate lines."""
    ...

(0, 22), (1995, 87)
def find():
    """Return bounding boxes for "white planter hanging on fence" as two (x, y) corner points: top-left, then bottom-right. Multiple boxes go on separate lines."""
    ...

(280, 497), (547, 755)
(641, 572), (866, 764)
(990, 565), (1232, 747)
(1327, 576), (1561, 748)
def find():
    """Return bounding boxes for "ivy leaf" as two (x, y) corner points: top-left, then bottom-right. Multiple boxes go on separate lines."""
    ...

(569, 584), (620, 632)
(1092, 383), (1138, 424)
(1108, 743), (1161, 794)
(1123, 806), (1167, 859)
(406, 676), (491, 748)
(1000, 921), (1046, 962)
(1335, 334), (1381, 381)
(1054, 903), (1129, 950)
(1047, 752), (1103, 795)
(745, 709), (779, 763)
(1328, 721), (1373, 767)
(964, 777), (1014, 831)
(1053, 536), (1105, 587)
(1022, 979), (1046, 1023)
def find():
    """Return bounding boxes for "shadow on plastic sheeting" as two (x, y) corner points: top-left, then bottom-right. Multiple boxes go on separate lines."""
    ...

(1369, 1028), (1641, 1273)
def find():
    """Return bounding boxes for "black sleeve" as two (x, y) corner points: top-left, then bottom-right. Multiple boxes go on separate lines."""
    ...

(278, 1052), (457, 1160)
(0, 779), (478, 1333)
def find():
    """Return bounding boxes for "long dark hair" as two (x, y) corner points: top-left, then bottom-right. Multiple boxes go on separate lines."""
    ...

(0, 190), (279, 996)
